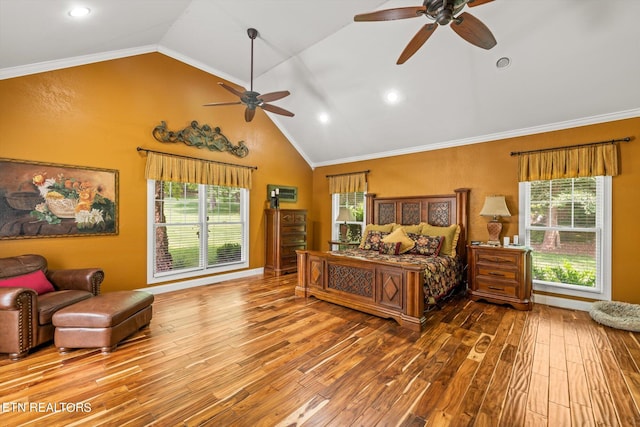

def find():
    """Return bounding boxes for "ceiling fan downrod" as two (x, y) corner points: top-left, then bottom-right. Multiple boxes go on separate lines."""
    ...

(247, 28), (258, 93)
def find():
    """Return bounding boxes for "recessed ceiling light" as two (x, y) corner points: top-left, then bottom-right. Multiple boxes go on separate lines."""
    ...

(318, 112), (330, 124)
(496, 57), (511, 69)
(68, 7), (91, 18)
(384, 90), (400, 105)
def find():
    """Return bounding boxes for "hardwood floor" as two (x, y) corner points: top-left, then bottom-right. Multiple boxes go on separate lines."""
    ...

(1, 274), (639, 426)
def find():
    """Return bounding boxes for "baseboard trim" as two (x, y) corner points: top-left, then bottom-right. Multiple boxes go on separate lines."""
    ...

(533, 293), (593, 312)
(137, 268), (265, 294)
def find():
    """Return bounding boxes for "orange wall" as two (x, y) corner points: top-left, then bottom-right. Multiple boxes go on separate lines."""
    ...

(2, 53), (638, 303)
(311, 118), (640, 303)
(0, 53), (312, 291)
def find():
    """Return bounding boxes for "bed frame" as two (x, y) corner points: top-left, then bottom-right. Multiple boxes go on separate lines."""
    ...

(295, 188), (470, 332)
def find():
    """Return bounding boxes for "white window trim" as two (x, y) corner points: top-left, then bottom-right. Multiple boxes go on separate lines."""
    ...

(146, 180), (249, 284)
(331, 192), (366, 242)
(518, 177), (611, 307)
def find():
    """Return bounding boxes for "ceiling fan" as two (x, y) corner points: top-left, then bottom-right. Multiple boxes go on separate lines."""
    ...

(204, 28), (294, 122)
(354, 0), (497, 64)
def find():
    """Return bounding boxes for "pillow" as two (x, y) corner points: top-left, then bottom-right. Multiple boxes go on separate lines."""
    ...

(392, 224), (423, 234)
(0, 270), (55, 295)
(359, 224), (395, 249)
(421, 224), (460, 257)
(408, 234), (444, 256)
(379, 242), (402, 255)
(360, 230), (390, 251)
(381, 227), (416, 254)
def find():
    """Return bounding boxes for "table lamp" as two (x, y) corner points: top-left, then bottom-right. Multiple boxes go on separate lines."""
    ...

(479, 195), (511, 245)
(336, 207), (355, 242)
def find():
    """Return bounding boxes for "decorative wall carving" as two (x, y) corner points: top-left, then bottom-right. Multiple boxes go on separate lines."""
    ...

(152, 121), (248, 158)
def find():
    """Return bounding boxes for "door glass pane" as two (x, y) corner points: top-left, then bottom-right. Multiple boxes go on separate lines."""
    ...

(154, 181), (202, 274)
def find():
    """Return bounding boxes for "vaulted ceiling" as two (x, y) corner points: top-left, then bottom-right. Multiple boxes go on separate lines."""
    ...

(1, 0), (639, 167)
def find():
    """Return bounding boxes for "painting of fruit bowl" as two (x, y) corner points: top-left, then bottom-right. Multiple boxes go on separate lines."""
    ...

(0, 158), (118, 239)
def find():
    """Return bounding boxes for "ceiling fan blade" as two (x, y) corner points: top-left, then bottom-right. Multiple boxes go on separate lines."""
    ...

(258, 90), (290, 103)
(261, 103), (295, 117)
(245, 107), (256, 122)
(218, 82), (245, 98)
(451, 12), (496, 50)
(203, 101), (243, 107)
(397, 23), (438, 65)
(354, 6), (426, 22)
(466, 0), (494, 7)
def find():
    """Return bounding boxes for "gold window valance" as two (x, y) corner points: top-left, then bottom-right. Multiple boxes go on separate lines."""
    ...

(140, 148), (255, 189)
(327, 170), (369, 193)
(513, 139), (627, 182)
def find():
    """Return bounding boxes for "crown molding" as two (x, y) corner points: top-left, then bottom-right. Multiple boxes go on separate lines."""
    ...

(311, 108), (640, 168)
(0, 45), (159, 80)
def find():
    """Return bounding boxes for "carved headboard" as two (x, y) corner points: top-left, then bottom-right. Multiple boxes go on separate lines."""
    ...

(365, 188), (470, 259)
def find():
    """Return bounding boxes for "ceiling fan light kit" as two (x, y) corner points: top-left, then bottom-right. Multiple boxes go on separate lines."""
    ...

(204, 28), (294, 122)
(354, 0), (497, 64)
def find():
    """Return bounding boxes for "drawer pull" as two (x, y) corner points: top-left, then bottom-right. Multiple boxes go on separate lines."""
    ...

(488, 286), (505, 291)
(488, 272), (505, 276)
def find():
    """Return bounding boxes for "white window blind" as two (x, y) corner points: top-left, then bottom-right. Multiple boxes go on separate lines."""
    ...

(332, 191), (366, 243)
(148, 180), (248, 283)
(523, 177), (607, 295)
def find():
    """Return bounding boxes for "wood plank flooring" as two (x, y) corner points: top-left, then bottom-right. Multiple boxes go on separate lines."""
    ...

(1, 274), (639, 426)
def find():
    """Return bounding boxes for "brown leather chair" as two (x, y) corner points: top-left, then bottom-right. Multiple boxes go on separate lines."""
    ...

(0, 254), (103, 360)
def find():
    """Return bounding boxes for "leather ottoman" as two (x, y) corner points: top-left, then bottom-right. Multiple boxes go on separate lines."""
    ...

(52, 291), (153, 354)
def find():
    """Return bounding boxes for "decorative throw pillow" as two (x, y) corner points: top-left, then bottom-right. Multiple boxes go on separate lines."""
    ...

(408, 234), (444, 256)
(0, 270), (55, 295)
(421, 224), (460, 256)
(392, 224), (423, 234)
(360, 230), (390, 251)
(381, 227), (416, 254)
(379, 241), (402, 255)
(359, 224), (395, 249)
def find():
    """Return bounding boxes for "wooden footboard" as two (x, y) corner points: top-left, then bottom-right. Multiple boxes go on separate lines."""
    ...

(295, 189), (469, 332)
(295, 250), (426, 332)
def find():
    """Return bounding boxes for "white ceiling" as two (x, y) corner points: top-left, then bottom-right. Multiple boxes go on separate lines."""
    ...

(1, 0), (639, 167)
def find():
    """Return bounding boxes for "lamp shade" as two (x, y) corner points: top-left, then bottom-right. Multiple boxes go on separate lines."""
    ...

(479, 196), (511, 219)
(336, 207), (355, 222)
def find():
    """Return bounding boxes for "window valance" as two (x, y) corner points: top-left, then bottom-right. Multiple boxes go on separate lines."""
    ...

(139, 147), (255, 189)
(327, 170), (369, 193)
(512, 138), (628, 182)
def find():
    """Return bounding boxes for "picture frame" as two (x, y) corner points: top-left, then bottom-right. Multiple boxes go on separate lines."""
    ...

(0, 158), (118, 239)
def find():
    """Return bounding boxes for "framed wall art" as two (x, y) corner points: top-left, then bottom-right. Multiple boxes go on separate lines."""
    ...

(0, 158), (118, 239)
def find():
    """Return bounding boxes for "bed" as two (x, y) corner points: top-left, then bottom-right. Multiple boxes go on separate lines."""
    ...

(295, 188), (469, 332)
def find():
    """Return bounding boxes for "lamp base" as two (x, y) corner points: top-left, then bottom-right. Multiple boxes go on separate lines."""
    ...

(339, 223), (348, 242)
(487, 220), (502, 244)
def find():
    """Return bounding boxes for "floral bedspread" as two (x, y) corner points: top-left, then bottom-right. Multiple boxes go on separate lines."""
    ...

(329, 249), (463, 306)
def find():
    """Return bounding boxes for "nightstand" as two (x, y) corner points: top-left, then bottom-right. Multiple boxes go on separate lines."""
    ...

(467, 245), (533, 310)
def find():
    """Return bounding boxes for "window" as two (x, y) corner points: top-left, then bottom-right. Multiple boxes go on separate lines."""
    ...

(147, 180), (248, 283)
(519, 176), (611, 300)
(332, 191), (366, 243)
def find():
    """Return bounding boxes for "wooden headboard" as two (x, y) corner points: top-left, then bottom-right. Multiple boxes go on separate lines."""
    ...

(365, 188), (470, 259)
